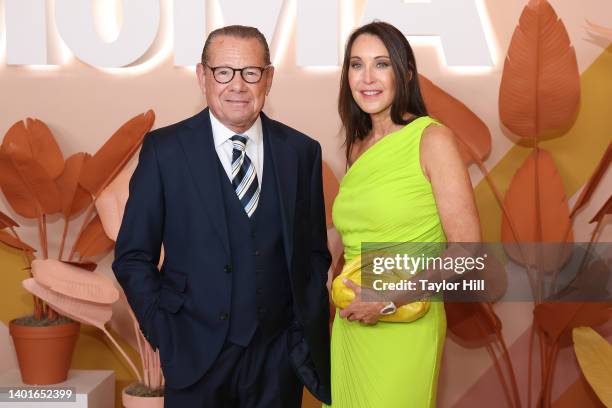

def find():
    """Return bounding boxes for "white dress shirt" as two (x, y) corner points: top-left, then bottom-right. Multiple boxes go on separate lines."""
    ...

(209, 111), (264, 187)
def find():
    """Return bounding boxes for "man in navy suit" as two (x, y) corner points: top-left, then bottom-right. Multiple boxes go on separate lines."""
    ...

(113, 25), (331, 407)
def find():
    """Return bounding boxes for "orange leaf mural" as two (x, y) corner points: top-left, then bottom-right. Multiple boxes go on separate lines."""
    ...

(499, 0), (580, 140)
(553, 373), (607, 408)
(501, 149), (573, 271)
(1, 118), (64, 179)
(56, 152), (93, 219)
(455, 2), (605, 405)
(0, 230), (35, 252)
(79, 110), (155, 197)
(0, 210), (18, 229)
(534, 302), (611, 347)
(0, 150), (43, 218)
(446, 302), (501, 348)
(5, 143), (62, 215)
(420, 74), (492, 165)
(0, 111), (154, 327)
(72, 214), (114, 259)
(533, 300), (612, 406)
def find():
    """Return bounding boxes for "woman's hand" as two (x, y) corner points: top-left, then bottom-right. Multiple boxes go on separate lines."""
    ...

(338, 279), (386, 325)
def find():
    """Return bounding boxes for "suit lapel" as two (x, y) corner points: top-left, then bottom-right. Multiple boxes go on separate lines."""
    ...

(178, 108), (230, 255)
(262, 113), (297, 269)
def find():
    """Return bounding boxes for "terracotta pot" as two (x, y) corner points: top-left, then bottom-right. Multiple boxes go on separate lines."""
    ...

(122, 386), (164, 408)
(9, 319), (80, 385)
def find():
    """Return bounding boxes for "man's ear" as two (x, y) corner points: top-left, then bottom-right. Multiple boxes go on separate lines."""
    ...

(196, 63), (206, 93)
(265, 65), (275, 95)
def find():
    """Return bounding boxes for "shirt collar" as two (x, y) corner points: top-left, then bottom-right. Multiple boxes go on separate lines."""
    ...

(209, 110), (262, 148)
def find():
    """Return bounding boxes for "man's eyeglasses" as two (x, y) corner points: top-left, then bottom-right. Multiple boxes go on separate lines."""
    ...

(204, 63), (270, 84)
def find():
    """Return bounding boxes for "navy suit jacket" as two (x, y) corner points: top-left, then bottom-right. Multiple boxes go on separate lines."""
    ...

(112, 109), (331, 402)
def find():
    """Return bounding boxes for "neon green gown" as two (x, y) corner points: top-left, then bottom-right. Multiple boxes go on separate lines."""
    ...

(326, 116), (447, 408)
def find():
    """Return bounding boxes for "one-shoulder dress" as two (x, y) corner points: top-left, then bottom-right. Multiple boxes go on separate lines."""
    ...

(326, 116), (447, 408)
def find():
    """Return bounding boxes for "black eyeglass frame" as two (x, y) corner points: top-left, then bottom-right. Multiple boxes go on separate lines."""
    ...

(204, 63), (271, 84)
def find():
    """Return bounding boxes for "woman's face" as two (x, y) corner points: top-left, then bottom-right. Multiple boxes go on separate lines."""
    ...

(348, 34), (396, 117)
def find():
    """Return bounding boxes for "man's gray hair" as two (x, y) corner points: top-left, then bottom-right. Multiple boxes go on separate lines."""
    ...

(201, 25), (271, 65)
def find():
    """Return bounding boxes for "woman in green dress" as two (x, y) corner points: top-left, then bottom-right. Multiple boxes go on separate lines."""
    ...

(327, 22), (481, 407)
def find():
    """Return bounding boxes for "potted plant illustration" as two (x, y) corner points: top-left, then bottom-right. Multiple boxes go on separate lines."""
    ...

(0, 110), (154, 385)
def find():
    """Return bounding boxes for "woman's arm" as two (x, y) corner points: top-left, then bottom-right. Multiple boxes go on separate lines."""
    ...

(420, 123), (481, 243)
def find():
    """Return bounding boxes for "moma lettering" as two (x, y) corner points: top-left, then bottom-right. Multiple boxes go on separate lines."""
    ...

(2, 0), (492, 68)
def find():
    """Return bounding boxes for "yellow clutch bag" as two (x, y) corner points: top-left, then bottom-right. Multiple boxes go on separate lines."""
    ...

(331, 254), (430, 323)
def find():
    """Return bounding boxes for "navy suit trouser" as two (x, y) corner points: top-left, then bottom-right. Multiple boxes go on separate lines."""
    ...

(164, 326), (303, 408)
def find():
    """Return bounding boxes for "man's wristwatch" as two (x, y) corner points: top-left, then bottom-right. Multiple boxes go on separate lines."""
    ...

(379, 301), (397, 316)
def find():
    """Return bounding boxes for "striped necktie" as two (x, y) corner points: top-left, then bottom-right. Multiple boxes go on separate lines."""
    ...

(230, 135), (260, 217)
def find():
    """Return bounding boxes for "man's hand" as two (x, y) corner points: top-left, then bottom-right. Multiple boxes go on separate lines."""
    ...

(338, 279), (386, 325)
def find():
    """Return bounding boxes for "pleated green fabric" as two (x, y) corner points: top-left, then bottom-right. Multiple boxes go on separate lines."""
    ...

(326, 116), (447, 407)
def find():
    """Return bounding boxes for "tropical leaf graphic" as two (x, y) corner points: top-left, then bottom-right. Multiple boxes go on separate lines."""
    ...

(420, 75), (491, 164)
(31, 259), (119, 304)
(499, 0), (580, 139)
(72, 215), (114, 259)
(572, 326), (612, 407)
(56, 152), (93, 219)
(1, 118), (64, 179)
(501, 149), (573, 271)
(79, 110), (155, 197)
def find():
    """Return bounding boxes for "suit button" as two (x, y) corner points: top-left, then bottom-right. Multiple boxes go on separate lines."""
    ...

(257, 307), (266, 314)
(224, 264), (232, 273)
(256, 288), (263, 294)
(254, 250), (260, 256)
(219, 312), (229, 320)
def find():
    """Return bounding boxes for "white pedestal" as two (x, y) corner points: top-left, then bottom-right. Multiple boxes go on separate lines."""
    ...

(0, 369), (115, 408)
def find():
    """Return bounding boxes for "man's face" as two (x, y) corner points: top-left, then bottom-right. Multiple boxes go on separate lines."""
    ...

(196, 36), (274, 134)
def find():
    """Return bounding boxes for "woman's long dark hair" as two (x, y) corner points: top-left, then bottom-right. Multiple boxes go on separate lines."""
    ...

(338, 21), (428, 164)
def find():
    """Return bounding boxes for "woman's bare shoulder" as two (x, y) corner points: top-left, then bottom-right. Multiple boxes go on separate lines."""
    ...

(421, 123), (460, 157)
